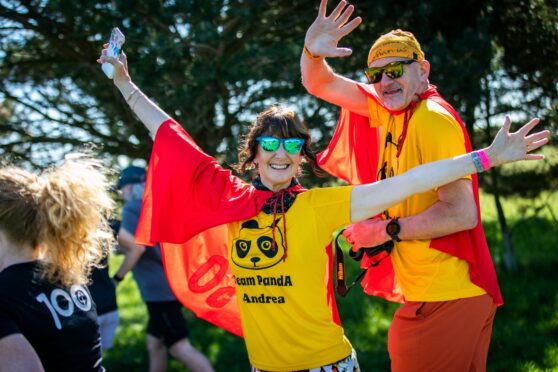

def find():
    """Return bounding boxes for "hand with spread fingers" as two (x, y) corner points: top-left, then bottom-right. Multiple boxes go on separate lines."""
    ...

(304, 0), (362, 58)
(486, 116), (550, 167)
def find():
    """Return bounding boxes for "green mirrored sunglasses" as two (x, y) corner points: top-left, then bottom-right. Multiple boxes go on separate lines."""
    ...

(364, 60), (416, 84)
(256, 136), (305, 154)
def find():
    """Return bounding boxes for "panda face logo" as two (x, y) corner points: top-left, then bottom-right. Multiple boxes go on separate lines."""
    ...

(231, 219), (285, 270)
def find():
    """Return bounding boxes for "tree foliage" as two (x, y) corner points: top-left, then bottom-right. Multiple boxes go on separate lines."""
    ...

(0, 0), (556, 188)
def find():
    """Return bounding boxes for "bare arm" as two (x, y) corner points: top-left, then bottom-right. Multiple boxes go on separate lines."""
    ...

(301, 0), (369, 116)
(344, 180), (477, 248)
(113, 227), (146, 281)
(97, 48), (169, 137)
(0, 334), (45, 372)
(350, 156), (478, 222)
(399, 179), (478, 239)
(350, 117), (549, 222)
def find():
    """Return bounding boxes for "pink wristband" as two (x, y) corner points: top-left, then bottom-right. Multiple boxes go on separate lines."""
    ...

(477, 150), (491, 171)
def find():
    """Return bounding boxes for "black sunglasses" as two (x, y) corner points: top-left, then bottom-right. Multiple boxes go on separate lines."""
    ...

(364, 60), (416, 84)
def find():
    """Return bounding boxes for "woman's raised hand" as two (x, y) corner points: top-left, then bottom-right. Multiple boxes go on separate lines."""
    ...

(304, 0), (361, 58)
(486, 116), (550, 167)
(96, 44), (168, 136)
(96, 44), (131, 84)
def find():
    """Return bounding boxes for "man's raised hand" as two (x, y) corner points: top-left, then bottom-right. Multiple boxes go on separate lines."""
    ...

(304, 0), (361, 59)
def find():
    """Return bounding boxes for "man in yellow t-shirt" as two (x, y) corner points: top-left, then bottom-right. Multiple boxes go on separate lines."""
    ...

(301, 1), (501, 371)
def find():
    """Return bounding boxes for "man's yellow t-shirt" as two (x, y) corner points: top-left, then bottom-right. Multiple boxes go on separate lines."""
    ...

(228, 186), (353, 371)
(367, 98), (486, 302)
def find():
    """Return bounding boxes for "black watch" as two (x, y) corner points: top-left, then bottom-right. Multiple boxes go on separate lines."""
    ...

(386, 218), (401, 242)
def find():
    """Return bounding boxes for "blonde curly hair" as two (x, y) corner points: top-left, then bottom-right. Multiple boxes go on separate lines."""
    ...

(0, 154), (115, 287)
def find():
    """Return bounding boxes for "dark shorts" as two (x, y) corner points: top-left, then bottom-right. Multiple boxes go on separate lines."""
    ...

(145, 300), (189, 347)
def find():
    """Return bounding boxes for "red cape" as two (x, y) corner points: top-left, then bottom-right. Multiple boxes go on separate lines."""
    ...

(135, 119), (270, 336)
(317, 84), (503, 306)
(135, 119), (342, 337)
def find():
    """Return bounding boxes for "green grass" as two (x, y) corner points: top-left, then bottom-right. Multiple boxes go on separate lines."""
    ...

(102, 191), (558, 371)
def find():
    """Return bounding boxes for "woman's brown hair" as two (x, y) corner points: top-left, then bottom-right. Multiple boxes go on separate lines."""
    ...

(0, 154), (115, 287)
(237, 104), (326, 178)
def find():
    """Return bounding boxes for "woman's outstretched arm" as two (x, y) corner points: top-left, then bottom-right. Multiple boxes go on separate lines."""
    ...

(97, 46), (168, 137)
(350, 116), (550, 222)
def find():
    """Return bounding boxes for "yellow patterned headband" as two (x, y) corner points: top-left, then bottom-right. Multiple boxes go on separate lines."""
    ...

(367, 29), (424, 66)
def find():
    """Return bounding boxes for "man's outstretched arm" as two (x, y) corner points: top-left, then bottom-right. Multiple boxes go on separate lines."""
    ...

(346, 179), (478, 250)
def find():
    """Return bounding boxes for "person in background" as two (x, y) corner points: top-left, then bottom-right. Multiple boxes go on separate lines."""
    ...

(113, 165), (214, 372)
(0, 154), (114, 371)
(87, 219), (121, 351)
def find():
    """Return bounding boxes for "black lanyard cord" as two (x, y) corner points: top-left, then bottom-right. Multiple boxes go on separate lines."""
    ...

(334, 228), (395, 298)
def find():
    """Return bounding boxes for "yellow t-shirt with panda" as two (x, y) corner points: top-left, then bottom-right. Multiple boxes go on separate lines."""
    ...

(228, 186), (353, 371)
(367, 97), (486, 302)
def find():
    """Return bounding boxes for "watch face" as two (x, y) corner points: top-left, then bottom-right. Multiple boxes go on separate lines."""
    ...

(387, 220), (400, 235)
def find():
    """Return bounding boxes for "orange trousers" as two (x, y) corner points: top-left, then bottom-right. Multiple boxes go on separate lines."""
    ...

(388, 294), (497, 372)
